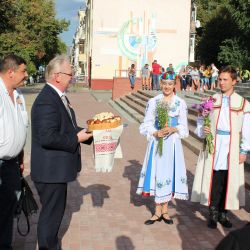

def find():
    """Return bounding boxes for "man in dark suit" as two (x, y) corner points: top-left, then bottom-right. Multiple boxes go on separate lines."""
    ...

(31, 55), (92, 250)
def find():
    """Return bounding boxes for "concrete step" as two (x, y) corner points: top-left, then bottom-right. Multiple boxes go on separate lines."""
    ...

(120, 96), (146, 117)
(184, 93), (202, 102)
(108, 99), (137, 123)
(182, 136), (202, 155)
(234, 86), (250, 92)
(126, 94), (147, 109)
(193, 92), (210, 98)
(189, 123), (203, 143)
(237, 82), (250, 88)
(131, 92), (149, 102)
(114, 99), (144, 123)
(204, 90), (217, 95)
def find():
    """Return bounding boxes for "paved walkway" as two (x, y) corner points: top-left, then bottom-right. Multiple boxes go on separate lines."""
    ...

(13, 88), (250, 250)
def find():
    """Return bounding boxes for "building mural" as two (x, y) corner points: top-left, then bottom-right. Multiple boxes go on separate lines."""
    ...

(72, 0), (195, 90)
(118, 14), (157, 70)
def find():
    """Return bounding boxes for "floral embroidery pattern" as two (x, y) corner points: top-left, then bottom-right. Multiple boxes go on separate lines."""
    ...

(156, 179), (171, 189)
(140, 172), (146, 178)
(180, 177), (187, 184)
(169, 100), (180, 112)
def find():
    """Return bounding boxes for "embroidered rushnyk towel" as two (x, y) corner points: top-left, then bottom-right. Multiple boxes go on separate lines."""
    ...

(93, 125), (123, 172)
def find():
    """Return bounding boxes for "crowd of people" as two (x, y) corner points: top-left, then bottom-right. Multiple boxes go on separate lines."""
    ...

(128, 60), (250, 93)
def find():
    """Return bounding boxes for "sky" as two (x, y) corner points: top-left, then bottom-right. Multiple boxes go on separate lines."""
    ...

(55, 0), (86, 47)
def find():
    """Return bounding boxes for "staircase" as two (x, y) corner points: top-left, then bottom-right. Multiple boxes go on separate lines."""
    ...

(111, 90), (203, 155)
(110, 79), (250, 156)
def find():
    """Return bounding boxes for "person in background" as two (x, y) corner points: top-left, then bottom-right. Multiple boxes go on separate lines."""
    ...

(240, 69), (250, 83)
(137, 78), (189, 226)
(0, 54), (28, 250)
(160, 67), (165, 80)
(185, 66), (193, 91)
(179, 66), (187, 91)
(31, 55), (93, 250)
(203, 66), (211, 90)
(151, 60), (161, 90)
(199, 65), (206, 91)
(141, 64), (151, 90)
(128, 63), (136, 90)
(190, 66), (200, 91)
(211, 63), (219, 90)
(166, 63), (174, 74)
(29, 75), (34, 85)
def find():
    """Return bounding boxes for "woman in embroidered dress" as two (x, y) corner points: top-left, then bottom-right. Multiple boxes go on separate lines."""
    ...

(136, 78), (189, 225)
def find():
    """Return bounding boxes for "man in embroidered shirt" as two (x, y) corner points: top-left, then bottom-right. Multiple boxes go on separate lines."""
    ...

(31, 55), (92, 250)
(191, 66), (250, 229)
(0, 54), (28, 249)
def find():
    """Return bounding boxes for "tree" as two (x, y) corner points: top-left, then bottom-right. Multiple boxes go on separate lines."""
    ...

(195, 0), (250, 67)
(0, 0), (69, 73)
(218, 38), (249, 67)
(196, 6), (238, 65)
(0, 0), (16, 31)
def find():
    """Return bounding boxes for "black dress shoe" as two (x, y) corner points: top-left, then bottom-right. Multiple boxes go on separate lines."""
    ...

(144, 214), (162, 225)
(162, 213), (173, 224)
(207, 206), (218, 229)
(207, 218), (217, 229)
(218, 212), (233, 228)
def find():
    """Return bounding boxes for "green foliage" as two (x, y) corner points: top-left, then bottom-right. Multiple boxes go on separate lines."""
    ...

(218, 38), (249, 68)
(196, 6), (238, 65)
(195, 0), (250, 67)
(0, 0), (16, 31)
(0, 0), (69, 73)
(156, 101), (169, 157)
(228, 0), (250, 31)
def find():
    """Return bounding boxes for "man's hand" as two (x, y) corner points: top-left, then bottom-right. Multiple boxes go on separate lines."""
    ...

(239, 154), (247, 164)
(203, 126), (211, 135)
(20, 163), (24, 174)
(77, 129), (93, 143)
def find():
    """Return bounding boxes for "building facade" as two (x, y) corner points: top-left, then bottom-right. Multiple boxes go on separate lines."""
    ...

(71, 9), (86, 79)
(74, 0), (195, 89)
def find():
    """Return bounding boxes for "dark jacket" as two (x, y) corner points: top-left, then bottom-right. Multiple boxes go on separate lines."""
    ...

(215, 223), (250, 250)
(31, 84), (82, 183)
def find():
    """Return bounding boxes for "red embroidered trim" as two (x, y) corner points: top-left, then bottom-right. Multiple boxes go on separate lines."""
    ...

(225, 100), (233, 209)
(95, 142), (117, 153)
(141, 192), (150, 197)
(208, 107), (221, 206)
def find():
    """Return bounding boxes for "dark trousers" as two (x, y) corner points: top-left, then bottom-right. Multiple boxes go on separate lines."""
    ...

(0, 158), (21, 250)
(210, 170), (228, 212)
(152, 74), (160, 90)
(180, 77), (187, 90)
(35, 182), (67, 250)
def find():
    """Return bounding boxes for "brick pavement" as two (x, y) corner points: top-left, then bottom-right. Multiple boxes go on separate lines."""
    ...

(13, 89), (250, 250)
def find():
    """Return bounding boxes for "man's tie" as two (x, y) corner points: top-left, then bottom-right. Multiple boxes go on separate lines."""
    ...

(61, 95), (75, 127)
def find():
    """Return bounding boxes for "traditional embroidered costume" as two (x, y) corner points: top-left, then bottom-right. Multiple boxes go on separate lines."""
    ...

(137, 94), (189, 203)
(191, 92), (250, 210)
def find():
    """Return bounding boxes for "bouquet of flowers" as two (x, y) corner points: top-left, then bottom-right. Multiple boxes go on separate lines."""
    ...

(193, 96), (215, 154)
(156, 101), (169, 156)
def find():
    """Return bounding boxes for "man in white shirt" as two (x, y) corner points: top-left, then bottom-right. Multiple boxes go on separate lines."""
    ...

(191, 66), (250, 229)
(0, 54), (28, 249)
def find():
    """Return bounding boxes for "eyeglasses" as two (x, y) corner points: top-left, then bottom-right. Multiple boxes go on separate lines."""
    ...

(55, 72), (73, 77)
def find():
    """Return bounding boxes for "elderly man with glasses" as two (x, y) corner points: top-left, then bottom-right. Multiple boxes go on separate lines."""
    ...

(30, 55), (93, 250)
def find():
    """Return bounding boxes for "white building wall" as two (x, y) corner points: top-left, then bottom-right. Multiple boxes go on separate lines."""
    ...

(90, 0), (191, 79)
